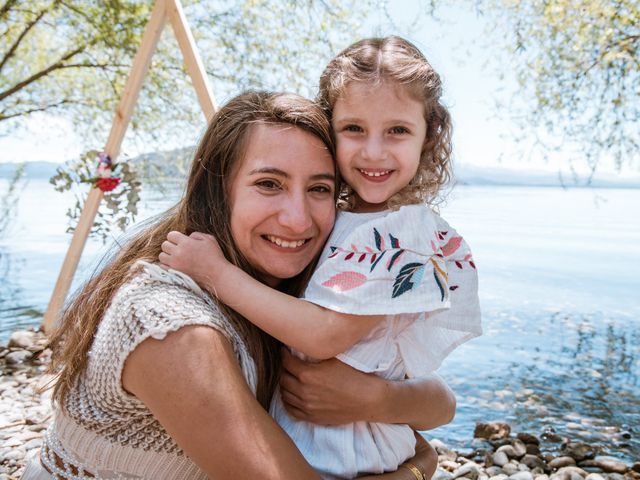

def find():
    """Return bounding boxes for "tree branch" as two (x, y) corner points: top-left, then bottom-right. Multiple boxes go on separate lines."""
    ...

(0, 0), (19, 21)
(0, 4), (53, 72)
(0, 98), (70, 121)
(0, 44), (86, 102)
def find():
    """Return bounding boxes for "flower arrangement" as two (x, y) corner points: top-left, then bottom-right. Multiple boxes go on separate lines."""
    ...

(50, 150), (141, 242)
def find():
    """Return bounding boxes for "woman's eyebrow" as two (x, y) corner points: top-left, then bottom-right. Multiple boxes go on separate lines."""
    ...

(248, 167), (335, 182)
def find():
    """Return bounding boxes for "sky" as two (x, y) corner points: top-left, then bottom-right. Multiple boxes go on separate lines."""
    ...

(0, 2), (633, 178)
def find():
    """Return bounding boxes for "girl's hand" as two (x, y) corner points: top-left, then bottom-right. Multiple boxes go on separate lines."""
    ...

(159, 231), (228, 287)
(359, 435), (438, 479)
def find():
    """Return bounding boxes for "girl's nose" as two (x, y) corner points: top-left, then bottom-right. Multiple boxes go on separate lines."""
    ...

(361, 135), (387, 161)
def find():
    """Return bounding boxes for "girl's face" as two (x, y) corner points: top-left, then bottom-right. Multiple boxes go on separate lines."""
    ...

(228, 123), (336, 286)
(332, 82), (427, 213)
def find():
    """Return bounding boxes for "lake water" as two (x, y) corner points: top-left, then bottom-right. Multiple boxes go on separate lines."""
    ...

(1, 178), (638, 461)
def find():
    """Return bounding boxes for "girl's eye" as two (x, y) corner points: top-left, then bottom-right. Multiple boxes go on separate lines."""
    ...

(344, 124), (363, 133)
(390, 126), (409, 134)
(255, 179), (282, 191)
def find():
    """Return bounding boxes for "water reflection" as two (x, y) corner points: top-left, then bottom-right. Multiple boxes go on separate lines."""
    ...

(436, 309), (639, 462)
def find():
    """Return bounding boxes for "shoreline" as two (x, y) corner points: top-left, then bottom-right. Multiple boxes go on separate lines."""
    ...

(1, 330), (638, 480)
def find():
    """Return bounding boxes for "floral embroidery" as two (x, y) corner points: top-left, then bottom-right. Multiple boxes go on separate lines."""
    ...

(323, 226), (475, 299)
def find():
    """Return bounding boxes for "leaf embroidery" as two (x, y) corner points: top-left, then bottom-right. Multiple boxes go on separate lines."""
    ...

(345, 252), (354, 260)
(441, 236), (463, 256)
(392, 262), (425, 298)
(370, 250), (386, 272)
(389, 234), (400, 249)
(322, 272), (367, 292)
(374, 228), (383, 250)
(358, 253), (366, 263)
(387, 249), (405, 271)
(433, 268), (446, 301)
(449, 285), (459, 291)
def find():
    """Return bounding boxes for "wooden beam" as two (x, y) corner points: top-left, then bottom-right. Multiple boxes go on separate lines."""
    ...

(42, 0), (169, 332)
(166, 0), (217, 120)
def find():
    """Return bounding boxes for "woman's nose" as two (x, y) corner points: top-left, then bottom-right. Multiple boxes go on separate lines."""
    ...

(279, 194), (313, 234)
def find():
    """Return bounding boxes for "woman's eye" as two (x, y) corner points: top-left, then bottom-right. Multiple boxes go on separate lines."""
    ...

(310, 184), (333, 194)
(255, 180), (281, 191)
(390, 126), (409, 134)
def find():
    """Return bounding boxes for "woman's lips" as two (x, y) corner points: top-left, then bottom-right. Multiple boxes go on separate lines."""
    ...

(263, 234), (309, 249)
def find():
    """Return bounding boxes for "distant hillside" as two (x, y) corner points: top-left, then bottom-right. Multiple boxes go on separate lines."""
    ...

(0, 147), (195, 182)
(2, 155), (639, 189)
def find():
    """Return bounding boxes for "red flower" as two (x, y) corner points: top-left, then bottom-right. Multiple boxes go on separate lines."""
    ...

(95, 177), (121, 192)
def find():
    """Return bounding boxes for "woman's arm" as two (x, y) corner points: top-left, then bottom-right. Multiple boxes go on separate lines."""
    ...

(279, 349), (456, 430)
(361, 435), (438, 480)
(122, 325), (320, 479)
(160, 231), (383, 359)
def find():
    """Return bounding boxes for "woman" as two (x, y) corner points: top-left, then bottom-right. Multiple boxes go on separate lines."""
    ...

(23, 91), (453, 479)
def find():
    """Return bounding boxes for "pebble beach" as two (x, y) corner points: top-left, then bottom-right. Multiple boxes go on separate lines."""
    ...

(1, 329), (638, 480)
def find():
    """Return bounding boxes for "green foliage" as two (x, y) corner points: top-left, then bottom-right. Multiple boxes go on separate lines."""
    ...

(485, 0), (639, 173)
(50, 150), (141, 242)
(0, 0), (376, 144)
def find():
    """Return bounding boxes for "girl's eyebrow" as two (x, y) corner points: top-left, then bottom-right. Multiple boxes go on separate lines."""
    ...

(334, 116), (418, 127)
(248, 167), (335, 182)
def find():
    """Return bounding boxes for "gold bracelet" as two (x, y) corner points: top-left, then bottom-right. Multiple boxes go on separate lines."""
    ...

(400, 462), (426, 480)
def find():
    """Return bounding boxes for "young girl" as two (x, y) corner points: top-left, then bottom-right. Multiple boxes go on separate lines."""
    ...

(160, 37), (481, 479)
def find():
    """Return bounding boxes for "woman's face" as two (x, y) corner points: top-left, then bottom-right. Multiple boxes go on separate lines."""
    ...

(228, 123), (336, 286)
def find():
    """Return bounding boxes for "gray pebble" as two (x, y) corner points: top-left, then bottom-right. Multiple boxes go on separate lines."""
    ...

(509, 472), (534, 480)
(8, 330), (36, 350)
(5, 350), (33, 365)
(493, 451), (510, 467)
(503, 464), (520, 476)
(593, 457), (628, 474)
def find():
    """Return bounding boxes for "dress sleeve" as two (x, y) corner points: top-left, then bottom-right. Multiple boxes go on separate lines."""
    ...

(303, 204), (452, 316)
(88, 262), (258, 403)
(395, 213), (482, 377)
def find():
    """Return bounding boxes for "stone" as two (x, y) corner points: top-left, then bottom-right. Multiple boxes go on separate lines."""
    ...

(606, 474), (625, 480)
(434, 468), (455, 480)
(493, 451), (510, 467)
(475, 422), (511, 441)
(593, 457), (629, 474)
(535, 475), (550, 480)
(498, 445), (518, 459)
(486, 467), (504, 476)
(504, 464), (520, 476)
(442, 461), (461, 472)
(490, 475), (509, 480)
(632, 465), (640, 474)
(521, 454), (547, 471)
(556, 467), (588, 478)
(563, 443), (596, 462)
(585, 474), (606, 480)
(542, 427), (564, 443)
(4, 350), (33, 365)
(8, 330), (36, 350)
(550, 457), (578, 470)
(518, 433), (541, 445)
(510, 472), (534, 480)
(453, 462), (481, 480)
(512, 439), (527, 458)
(527, 445), (542, 456)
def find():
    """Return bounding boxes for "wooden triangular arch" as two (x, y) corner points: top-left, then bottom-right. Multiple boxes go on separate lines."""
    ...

(42, 0), (216, 332)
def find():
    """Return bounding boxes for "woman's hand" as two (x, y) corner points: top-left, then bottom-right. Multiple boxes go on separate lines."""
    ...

(159, 231), (228, 288)
(359, 434), (438, 479)
(279, 349), (456, 430)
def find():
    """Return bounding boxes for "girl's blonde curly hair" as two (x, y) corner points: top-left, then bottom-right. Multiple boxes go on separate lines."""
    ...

(318, 36), (452, 210)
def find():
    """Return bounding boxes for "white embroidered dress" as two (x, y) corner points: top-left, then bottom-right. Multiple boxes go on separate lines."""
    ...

(22, 262), (257, 480)
(270, 204), (482, 479)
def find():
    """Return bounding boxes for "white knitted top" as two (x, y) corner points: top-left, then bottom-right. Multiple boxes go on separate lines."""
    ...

(24, 261), (257, 480)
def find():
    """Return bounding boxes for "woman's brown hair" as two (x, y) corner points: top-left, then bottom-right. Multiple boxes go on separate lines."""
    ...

(318, 36), (453, 209)
(48, 91), (335, 409)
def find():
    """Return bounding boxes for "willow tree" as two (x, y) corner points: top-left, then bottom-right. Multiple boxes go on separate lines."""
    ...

(486, 0), (639, 174)
(0, 0), (375, 144)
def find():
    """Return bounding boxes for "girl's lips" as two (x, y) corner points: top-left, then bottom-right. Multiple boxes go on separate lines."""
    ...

(357, 168), (393, 183)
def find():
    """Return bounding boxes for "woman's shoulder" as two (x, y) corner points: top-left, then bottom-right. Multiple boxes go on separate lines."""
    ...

(100, 261), (238, 344)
